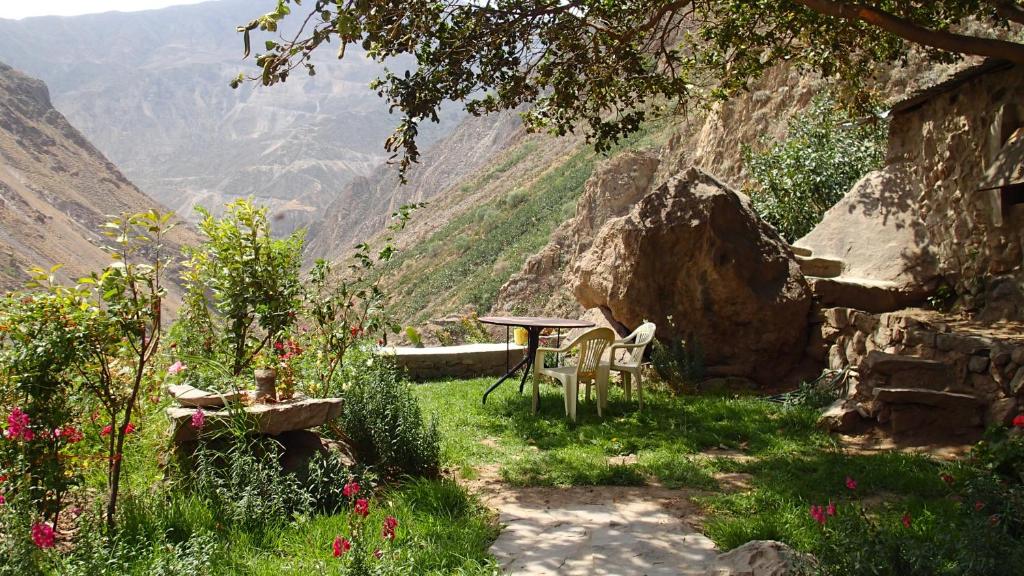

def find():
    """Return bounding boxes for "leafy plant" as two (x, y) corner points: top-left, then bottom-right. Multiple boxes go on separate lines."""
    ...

(743, 94), (888, 242)
(338, 355), (440, 478)
(405, 326), (423, 347)
(651, 322), (704, 392)
(302, 205), (414, 398)
(180, 199), (304, 377)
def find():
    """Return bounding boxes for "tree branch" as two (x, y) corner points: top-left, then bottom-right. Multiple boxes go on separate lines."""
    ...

(796, 0), (1024, 64)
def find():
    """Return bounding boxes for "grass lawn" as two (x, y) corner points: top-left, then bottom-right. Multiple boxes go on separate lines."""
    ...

(415, 377), (1023, 574)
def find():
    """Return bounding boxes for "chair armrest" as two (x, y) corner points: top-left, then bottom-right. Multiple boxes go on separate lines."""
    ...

(610, 342), (646, 353)
(537, 344), (572, 354)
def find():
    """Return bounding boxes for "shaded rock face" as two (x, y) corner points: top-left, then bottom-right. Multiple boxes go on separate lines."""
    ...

(573, 167), (812, 384)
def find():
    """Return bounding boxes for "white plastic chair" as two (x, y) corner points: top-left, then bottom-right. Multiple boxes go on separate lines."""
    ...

(533, 327), (614, 422)
(593, 322), (656, 411)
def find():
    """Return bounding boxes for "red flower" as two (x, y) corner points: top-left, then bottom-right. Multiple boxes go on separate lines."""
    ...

(100, 425), (112, 437)
(373, 548), (383, 559)
(354, 498), (369, 517)
(0, 493), (5, 505)
(901, 512), (912, 528)
(845, 476), (857, 491)
(940, 473), (955, 485)
(1013, 414), (1024, 428)
(332, 535), (351, 557)
(974, 500), (985, 511)
(31, 522), (55, 549)
(274, 341), (285, 352)
(57, 426), (84, 444)
(826, 501), (836, 517)
(343, 481), (360, 498)
(125, 423), (137, 434)
(382, 515), (398, 541)
(809, 505), (827, 526)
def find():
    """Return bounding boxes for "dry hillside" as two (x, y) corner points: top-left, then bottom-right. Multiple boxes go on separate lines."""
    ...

(0, 61), (197, 300)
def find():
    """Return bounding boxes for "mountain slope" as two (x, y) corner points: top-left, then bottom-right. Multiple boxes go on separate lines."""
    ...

(0, 62), (196, 296)
(0, 0), (460, 234)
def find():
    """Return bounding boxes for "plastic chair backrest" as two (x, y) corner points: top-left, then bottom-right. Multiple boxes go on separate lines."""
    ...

(573, 327), (615, 380)
(626, 322), (657, 366)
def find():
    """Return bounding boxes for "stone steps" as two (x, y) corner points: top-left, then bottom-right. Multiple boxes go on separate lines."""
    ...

(795, 254), (844, 278)
(808, 276), (924, 313)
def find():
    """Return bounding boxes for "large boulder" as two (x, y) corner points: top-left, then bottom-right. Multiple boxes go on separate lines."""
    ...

(572, 167), (812, 384)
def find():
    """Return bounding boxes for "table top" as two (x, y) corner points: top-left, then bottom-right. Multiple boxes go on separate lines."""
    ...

(478, 315), (595, 329)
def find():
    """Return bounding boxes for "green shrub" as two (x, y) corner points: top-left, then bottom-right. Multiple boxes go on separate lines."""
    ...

(338, 356), (440, 478)
(651, 335), (704, 391)
(743, 94), (887, 242)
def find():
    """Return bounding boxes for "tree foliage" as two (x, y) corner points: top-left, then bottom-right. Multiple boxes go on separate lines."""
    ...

(236, 0), (1024, 175)
(743, 95), (888, 242)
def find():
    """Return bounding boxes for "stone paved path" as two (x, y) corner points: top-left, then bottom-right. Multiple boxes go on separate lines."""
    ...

(489, 493), (718, 575)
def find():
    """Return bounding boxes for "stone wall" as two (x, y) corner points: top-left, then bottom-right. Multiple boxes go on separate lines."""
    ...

(384, 343), (527, 381)
(814, 307), (1024, 432)
(889, 64), (1024, 292)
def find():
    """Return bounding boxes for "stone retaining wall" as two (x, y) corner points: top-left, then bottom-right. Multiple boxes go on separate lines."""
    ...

(383, 343), (527, 381)
(812, 307), (1024, 430)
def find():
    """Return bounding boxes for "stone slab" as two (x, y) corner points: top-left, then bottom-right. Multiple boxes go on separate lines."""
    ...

(871, 387), (982, 408)
(167, 384), (241, 408)
(167, 396), (343, 443)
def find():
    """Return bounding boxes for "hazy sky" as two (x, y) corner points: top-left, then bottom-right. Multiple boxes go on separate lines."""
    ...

(0, 0), (215, 20)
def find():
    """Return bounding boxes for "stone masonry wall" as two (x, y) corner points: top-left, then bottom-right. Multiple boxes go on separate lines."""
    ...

(813, 307), (1024, 430)
(888, 64), (1024, 293)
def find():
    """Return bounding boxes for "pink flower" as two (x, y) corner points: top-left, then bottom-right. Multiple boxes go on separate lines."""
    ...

(845, 476), (857, 491)
(190, 409), (205, 430)
(373, 548), (382, 559)
(1013, 414), (1024, 428)
(901, 512), (912, 528)
(0, 493), (5, 505)
(343, 481), (360, 498)
(332, 535), (350, 557)
(826, 501), (836, 517)
(167, 361), (186, 376)
(382, 515), (398, 540)
(31, 522), (55, 549)
(5, 407), (33, 441)
(354, 498), (369, 517)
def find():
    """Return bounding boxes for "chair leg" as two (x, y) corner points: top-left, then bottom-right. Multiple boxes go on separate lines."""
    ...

(564, 377), (578, 422)
(532, 367), (541, 416)
(636, 370), (643, 411)
(623, 371), (632, 403)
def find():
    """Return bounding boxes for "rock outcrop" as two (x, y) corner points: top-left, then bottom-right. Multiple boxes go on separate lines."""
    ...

(572, 167), (813, 384)
(492, 151), (660, 319)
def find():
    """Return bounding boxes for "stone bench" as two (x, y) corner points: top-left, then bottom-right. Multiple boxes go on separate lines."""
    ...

(381, 343), (527, 380)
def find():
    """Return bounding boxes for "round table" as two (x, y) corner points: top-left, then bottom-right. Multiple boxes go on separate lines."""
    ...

(478, 316), (595, 405)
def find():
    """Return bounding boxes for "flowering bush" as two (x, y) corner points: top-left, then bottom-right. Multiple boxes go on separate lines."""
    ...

(329, 484), (404, 575)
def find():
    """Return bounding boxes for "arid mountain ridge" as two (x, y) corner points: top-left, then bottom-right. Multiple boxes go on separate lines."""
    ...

(0, 61), (196, 300)
(0, 0), (461, 235)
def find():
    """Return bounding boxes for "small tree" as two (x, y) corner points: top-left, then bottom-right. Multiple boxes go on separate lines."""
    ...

(75, 210), (174, 531)
(743, 95), (888, 242)
(182, 199), (304, 376)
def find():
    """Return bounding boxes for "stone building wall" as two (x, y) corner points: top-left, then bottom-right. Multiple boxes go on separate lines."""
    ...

(887, 63), (1024, 295)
